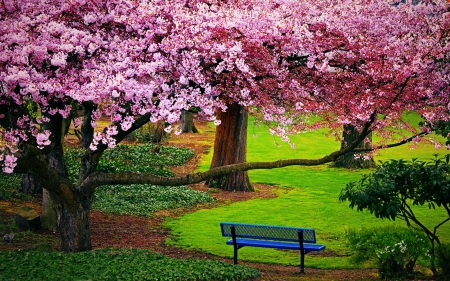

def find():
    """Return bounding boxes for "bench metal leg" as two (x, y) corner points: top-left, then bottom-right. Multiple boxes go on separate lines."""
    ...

(298, 230), (305, 273)
(300, 251), (305, 273)
(231, 226), (238, 264)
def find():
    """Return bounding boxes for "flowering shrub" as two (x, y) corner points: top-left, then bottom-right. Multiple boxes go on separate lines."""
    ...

(346, 226), (430, 279)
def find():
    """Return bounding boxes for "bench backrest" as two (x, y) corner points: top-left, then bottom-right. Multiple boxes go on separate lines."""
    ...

(220, 222), (317, 243)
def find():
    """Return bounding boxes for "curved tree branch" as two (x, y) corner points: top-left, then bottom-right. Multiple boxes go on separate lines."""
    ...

(354, 131), (429, 152)
(81, 117), (374, 193)
(15, 144), (80, 212)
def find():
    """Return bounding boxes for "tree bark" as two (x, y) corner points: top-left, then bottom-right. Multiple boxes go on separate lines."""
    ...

(205, 103), (253, 191)
(333, 124), (376, 169)
(21, 173), (42, 195)
(40, 110), (69, 231)
(180, 110), (199, 133)
(41, 189), (57, 231)
(54, 194), (92, 252)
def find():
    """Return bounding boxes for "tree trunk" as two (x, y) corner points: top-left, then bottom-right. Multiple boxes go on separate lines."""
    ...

(41, 189), (57, 231)
(53, 194), (93, 252)
(333, 124), (376, 169)
(206, 103), (253, 191)
(21, 173), (42, 195)
(41, 112), (69, 232)
(180, 110), (199, 133)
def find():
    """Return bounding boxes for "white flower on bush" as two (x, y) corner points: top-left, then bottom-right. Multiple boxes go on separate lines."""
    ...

(395, 241), (407, 254)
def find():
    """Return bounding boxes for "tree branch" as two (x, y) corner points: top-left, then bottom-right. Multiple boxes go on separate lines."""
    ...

(81, 119), (374, 192)
(15, 144), (81, 212)
(354, 131), (429, 152)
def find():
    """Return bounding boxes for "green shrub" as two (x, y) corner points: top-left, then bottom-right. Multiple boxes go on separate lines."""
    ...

(346, 226), (430, 279)
(0, 248), (260, 281)
(436, 243), (450, 279)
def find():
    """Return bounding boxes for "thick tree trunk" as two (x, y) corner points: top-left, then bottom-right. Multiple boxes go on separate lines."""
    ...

(40, 112), (68, 231)
(180, 110), (199, 133)
(206, 103), (253, 191)
(333, 124), (376, 169)
(53, 194), (92, 252)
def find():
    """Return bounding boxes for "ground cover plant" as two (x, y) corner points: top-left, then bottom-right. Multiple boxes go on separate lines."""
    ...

(63, 144), (215, 217)
(0, 248), (260, 281)
(93, 184), (214, 217)
(0, 142), (252, 280)
(0, 173), (29, 201)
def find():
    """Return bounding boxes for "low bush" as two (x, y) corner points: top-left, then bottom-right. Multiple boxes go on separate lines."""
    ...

(0, 248), (260, 281)
(346, 226), (430, 279)
(436, 243), (450, 279)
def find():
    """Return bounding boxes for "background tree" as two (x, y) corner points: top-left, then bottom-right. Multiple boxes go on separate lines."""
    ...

(333, 126), (376, 169)
(180, 109), (199, 134)
(339, 156), (450, 272)
(0, 0), (448, 252)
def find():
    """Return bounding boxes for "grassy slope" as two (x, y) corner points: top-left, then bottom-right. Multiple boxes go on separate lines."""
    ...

(166, 114), (450, 269)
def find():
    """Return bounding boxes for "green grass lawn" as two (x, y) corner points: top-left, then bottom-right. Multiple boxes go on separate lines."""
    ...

(166, 114), (450, 270)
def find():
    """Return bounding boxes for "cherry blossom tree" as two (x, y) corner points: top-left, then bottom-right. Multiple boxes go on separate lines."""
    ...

(1, 0), (449, 252)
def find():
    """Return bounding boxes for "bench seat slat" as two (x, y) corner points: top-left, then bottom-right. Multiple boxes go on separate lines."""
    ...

(226, 238), (325, 252)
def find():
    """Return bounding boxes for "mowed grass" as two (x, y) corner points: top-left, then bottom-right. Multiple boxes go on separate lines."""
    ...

(166, 114), (450, 269)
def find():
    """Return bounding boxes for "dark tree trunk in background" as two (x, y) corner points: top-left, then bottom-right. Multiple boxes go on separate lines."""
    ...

(180, 110), (199, 133)
(333, 124), (376, 169)
(81, 102), (95, 148)
(206, 103), (253, 191)
(21, 174), (42, 195)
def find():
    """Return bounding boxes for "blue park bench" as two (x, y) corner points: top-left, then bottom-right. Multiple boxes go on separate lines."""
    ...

(220, 222), (326, 273)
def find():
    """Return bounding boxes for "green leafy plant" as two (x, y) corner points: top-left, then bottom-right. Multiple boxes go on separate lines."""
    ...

(64, 144), (195, 183)
(340, 155), (450, 272)
(436, 243), (450, 279)
(346, 226), (430, 279)
(92, 184), (215, 217)
(0, 173), (30, 201)
(64, 144), (212, 216)
(0, 248), (260, 281)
